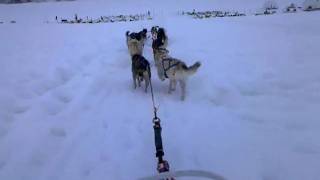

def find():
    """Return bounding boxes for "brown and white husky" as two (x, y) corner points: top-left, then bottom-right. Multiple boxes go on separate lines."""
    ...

(153, 48), (201, 100)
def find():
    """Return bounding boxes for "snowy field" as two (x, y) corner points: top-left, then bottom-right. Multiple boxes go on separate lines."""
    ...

(1, 1), (320, 180)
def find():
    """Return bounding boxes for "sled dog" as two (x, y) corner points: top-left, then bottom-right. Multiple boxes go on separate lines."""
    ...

(131, 54), (151, 92)
(153, 48), (201, 100)
(126, 29), (147, 56)
(152, 27), (168, 50)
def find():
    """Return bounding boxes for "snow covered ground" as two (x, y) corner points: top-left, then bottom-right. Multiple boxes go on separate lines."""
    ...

(1, 1), (320, 180)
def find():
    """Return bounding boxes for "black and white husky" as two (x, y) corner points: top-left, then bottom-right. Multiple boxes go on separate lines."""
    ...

(151, 27), (168, 50)
(153, 48), (201, 100)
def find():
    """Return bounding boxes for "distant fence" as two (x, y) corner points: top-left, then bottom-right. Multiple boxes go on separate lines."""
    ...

(57, 12), (152, 24)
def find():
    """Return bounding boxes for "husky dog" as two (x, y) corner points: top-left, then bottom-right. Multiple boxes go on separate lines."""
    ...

(126, 29), (147, 45)
(153, 48), (201, 100)
(126, 29), (147, 56)
(152, 27), (168, 50)
(151, 26), (159, 40)
(131, 54), (151, 92)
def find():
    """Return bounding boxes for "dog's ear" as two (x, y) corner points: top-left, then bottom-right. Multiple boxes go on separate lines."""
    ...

(158, 28), (165, 33)
(143, 28), (147, 33)
(126, 31), (130, 36)
(151, 26), (159, 33)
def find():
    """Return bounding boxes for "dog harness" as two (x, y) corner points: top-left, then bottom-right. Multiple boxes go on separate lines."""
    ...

(162, 58), (179, 79)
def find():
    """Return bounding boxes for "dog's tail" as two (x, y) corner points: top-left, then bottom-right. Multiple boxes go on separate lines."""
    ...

(184, 61), (201, 76)
(126, 31), (130, 37)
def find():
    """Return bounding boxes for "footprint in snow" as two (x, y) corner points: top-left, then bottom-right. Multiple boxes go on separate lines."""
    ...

(57, 95), (72, 104)
(43, 102), (64, 116)
(54, 67), (74, 86)
(33, 80), (57, 96)
(12, 105), (30, 114)
(30, 153), (46, 167)
(208, 87), (233, 106)
(293, 143), (319, 155)
(262, 174), (280, 180)
(0, 112), (15, 124)
(239, 114), (265, 124)
(82, 168), (92, 177)
(239, 88), (264, 97)
(0, 127), (8, 138)
(102, 122), (108, 129)
(33, 68), (73, 97)
(42, 93), (69, 115)
(52, 90), (73, 104)
(0, 161), (6, 170)
(80, 54), (93, 66)
(284, 122), (308, 132)
(50, 128), (67, 138)
(14, 86), (35, 100)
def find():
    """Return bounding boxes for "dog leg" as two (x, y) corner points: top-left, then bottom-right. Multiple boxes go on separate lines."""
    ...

(168, 79), (176, 94)
(132, 73), (137, 89)
(168, 80), (173, 94)
(172, 79), (177, 91)
(138, 77), (141, 87)
(179, 80), (186, 101)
